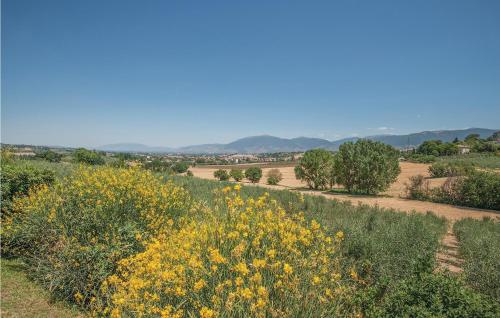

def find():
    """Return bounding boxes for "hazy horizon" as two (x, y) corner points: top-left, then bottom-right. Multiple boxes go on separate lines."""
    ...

(2, 0), (500, 148)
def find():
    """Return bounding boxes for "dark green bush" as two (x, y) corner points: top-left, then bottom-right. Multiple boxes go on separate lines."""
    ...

(434, 171), (500, 210)
(364, 273), (499, 317)
(1, 163), (55, 219)
(334, 139), (400, 194)
(245, 167), (262, 183)
(229, 168), (244, 182)
(73, 148), (105, 165)
(36, 150), (63, 162)
(294, 149), (334, 189)
(213, 169), (230, 181)
(171, 162), (189, 174)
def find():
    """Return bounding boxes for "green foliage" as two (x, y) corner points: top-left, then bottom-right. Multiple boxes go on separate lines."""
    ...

(213, 169), (230, 181)
(405, 175), (431, 200)
(36, 150), (63, 162)
(428, 161), (475, 178)
(244, 166), (262, 183)
(405, 154), (437, 163)
(1, 163), (55, 219)
(437, 153), (500, 170)
(171, 162), (189, 174)
(143, 159), (173, 173)
(2, 167), (193, 304)
(229, 168), (244, 182)
(454, 218), (500, 301)
(73, 148), (105, 165)
(266, 168), (283, 185)
(334, 139), (401, 194)
(434, 171), (500, 210)
(186, 170), (193, 177)
(364, 273), (499, 317)
(294, 149), (334, 190)
(417, 140), (459, 156)
(167, 175), (447, 287)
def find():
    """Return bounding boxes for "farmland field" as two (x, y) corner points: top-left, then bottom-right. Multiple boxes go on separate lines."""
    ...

(190, 162), (499, 221)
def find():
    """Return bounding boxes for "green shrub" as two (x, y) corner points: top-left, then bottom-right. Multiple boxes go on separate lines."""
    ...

(73, 148), (104, 165)
(404, 175), (431, 200)
(245, 167), (262, 183)
(266, 168), (283, 185)
(213, 169), (230, 181)
(2, 167), (193, 305)
(229, 168), (244, 181)
(186, 170), (194, 177)
(454, 218), (500, 301)
(36, 150), (63, 162)
(294, 149), (334, 189)
(434, 171), (500, 210)
(171, 162), (189, 174)
(143, 159), (173, 173)
(334, 139), (400, 194)
(364, 273), (499, 317)
(1, 163), (55, 219)
(428, 161), (475, 178)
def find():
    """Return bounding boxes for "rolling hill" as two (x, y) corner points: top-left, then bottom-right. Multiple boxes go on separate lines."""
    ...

(97, 128), (498, 154)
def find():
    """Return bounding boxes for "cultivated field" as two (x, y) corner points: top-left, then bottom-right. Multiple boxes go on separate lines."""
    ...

(190, 162), (499, 221)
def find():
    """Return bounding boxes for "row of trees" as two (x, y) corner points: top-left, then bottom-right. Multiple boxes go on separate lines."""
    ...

(213, 167), (283, 185)
(295, 140), (401, 194)
(416, 132), (499, 156)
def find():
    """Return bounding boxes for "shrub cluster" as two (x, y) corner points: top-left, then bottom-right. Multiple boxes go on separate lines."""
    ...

(214, 169), (230, 181)
(0, 162), (55, 219)
(2, 167), (194, 305)
(266, 168), (283, 185)
(99, 187), (352, 317)
(73, 148), (105, 165)
(428, 161), (475, 178)
(405, 171), (500, 210)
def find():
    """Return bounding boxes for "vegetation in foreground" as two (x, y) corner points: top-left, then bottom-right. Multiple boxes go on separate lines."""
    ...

(454, 218), (500, 301)
(1, 158), (499, 317)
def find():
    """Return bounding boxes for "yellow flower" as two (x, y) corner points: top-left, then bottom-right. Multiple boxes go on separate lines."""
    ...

(283, 263), (293, 275)
(194, 279), (207, 291)
(199, 306), (215, 318)
(312, 276), (321, 285)
(234, 262), (250, 276)
(234, 184), (241, 191)
(335, 231), (344, 240)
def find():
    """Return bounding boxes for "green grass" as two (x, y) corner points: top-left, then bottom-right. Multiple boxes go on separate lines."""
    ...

(0, 258), (83, 318)
(167, 175), (448, 285)
(453, 218), (500, 301)
(437, 153), (500, 170)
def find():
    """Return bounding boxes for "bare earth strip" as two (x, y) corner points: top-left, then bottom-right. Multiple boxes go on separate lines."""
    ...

(190, 162), (500, 221)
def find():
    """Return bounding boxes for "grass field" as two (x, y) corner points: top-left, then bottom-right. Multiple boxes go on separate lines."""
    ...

(1, 259), (81, 318)
(454, 218), (500, 301)
(438, 153), (500, 170)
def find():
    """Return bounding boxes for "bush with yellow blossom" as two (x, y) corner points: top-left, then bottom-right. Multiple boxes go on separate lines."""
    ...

(99, 185), (353, 317)
(2, 166), (195, 306)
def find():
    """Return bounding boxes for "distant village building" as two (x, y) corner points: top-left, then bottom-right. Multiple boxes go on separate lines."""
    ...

(457, 145), (471, 154)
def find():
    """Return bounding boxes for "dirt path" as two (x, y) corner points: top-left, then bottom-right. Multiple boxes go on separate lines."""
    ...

(435, 224), (463, 273)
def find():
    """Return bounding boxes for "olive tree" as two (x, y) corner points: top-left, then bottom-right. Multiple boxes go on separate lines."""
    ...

(214, 169), (230, 181)
(294, 149), (334, 190)
(245, 167), (262, 183)
(230, 169), (244, 182)
(334, 139), (400, 194)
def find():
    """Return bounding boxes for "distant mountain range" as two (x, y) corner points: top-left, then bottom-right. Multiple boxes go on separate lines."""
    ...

(97, 128), (498, 154)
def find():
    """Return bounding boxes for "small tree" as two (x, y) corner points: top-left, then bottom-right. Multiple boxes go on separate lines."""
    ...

(245, 167), (262, 183)
(266, 169), (283, 185)
(230, 169), (244, 182)
(73, 148), (105, 165)
(334, 139), (400, 194)
(214, 169), (230, 181)
(186, 170), (194, 177)
(294, 149), (334, 190)
(171, 162), (189, 174)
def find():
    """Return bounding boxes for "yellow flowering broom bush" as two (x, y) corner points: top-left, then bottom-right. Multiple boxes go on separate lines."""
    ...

(99, 186), (353, 317)
(2, 166), (195, 305)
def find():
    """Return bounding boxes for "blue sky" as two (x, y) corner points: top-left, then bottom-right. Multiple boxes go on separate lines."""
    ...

(2, 0), (499, 148)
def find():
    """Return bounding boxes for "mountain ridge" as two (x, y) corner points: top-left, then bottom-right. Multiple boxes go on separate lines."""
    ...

(96, 128), (498, 154)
